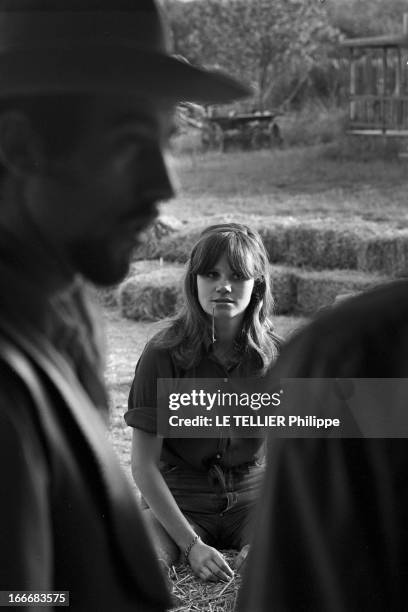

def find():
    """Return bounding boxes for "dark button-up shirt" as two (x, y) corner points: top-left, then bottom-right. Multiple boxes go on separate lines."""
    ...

(125, 338), (277, 470)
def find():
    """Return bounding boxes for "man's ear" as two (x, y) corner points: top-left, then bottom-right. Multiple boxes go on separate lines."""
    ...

(0, 111), (44, 177)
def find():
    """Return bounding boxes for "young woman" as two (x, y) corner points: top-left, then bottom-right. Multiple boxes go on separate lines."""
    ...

(124, 223), (281, 582)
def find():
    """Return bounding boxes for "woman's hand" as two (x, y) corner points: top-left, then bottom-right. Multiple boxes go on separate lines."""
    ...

(234, 544), (250, 573)
(188, 540), (234, 582)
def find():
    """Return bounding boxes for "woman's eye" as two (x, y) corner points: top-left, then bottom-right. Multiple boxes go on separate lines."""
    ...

(206, 271), (217, 279)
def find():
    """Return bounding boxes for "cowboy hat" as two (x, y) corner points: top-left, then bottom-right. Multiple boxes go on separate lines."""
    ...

(0, 1), (251, 103)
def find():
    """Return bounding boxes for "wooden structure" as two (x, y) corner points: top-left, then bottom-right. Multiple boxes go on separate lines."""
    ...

(201, 111), (283, 151)
(342, 16), (408, 136)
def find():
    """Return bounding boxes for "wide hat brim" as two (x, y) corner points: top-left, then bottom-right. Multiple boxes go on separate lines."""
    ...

(0, 45), (252, 104)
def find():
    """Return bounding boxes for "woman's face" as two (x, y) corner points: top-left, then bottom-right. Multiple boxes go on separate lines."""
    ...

(196, 252), (255, 321)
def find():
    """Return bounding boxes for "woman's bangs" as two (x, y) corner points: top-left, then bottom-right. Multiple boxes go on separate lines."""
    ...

(192, 231), (263, 279)
(192, 235), (226, 275)
(226, 239), (259, 279)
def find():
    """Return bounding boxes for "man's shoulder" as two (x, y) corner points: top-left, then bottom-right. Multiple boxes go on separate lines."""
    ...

(0, 359), (31, 406)
(0, 340), (48, 457)
(278, 280), (408, 376)
(315, 280), (408, 335)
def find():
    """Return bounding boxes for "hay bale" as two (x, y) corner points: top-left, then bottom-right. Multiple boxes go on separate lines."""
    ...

(269, 265), (297, 314)
(129, 260), (167, 276)
(129, 215), (408, 277)
(89, 260), (166, 309)
(263, 219), (408, 274)
(261, 218), (408, 274)
(92, 286), (120, 309)
(132, 215), (184, 261)
(119, 258), (300, 320)
(257, 218), (297, 264)
(283, 222), (363, 270)
(150, 226), (202, 263)
(119, 261), (298, 319)
(119, 266), (185, 321)
(295, 268), (390, 315)
(357, 230), (408, 277)
(148, 214), (264, 263)
(145, 216), (389, 272)
(151, 215), (293, 264)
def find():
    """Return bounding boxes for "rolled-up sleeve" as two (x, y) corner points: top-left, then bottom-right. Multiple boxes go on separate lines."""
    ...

(124, 343), (174, 434)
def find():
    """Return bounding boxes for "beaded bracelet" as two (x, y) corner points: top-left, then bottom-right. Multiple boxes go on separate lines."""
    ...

(184, 534), (201, 562)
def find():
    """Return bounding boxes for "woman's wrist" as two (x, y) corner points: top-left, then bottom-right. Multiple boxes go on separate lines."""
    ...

(184, 533), (201, 562)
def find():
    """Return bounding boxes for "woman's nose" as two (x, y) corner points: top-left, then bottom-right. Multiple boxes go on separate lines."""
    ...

(216, 282), (232, 293)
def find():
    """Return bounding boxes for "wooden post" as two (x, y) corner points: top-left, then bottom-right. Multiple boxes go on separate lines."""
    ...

(403, 13), (408, 35)
(396, 48), (401, 96)
(381, 47), (387, 130)
(396, 48), (402, 126)
(381, 48), (387, 96)
(404, 14), (408, 112)
(365, 52), (374, 94)
(350, 48), (356, 122)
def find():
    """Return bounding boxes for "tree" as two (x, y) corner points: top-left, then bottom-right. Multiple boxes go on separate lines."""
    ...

(161, 0), (342, 109)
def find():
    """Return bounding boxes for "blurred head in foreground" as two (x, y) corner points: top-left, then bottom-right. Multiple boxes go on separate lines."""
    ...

(0, 0), (250, 285)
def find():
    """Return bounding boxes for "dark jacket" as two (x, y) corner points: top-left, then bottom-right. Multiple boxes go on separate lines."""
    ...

(238, 281), (408, 612)
(0, 226), (171, 611)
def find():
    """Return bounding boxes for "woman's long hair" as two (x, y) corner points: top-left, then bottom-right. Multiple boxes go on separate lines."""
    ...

(152, 223), (281, 374)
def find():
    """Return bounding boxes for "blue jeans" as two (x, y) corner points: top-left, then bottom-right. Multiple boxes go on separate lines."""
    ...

(142, 461), (265, 564)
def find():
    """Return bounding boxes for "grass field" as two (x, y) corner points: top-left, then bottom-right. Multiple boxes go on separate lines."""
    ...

(165, 144), (408, 225)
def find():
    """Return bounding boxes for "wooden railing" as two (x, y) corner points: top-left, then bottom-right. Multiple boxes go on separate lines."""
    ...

(349, 94), (408, 132)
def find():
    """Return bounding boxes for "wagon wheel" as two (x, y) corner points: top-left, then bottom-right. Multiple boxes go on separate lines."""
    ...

(200, 120), (212, 152)
(269, 121), (283, 148)
(211, 122), (224, 151)
(201, 120), (224, 152)
(250, 123), (263, 150)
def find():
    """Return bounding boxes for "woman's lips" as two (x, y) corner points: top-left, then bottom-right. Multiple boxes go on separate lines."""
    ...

(212, 299), (234, 304)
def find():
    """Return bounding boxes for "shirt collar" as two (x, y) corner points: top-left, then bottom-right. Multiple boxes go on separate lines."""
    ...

(204, 334), (250, 373)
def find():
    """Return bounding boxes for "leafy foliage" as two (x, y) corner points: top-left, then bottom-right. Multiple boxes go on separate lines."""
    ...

(328, 0), (408, 39)
(160, 0), (408, 112)
(162, 0), (342, 109)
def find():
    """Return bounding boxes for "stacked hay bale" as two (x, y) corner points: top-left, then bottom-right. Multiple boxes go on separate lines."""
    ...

(115, 214), (408, 322)
(93, 259), (167, 309)
(135, 215), (408, 273)
(120, 265), (185, 321)
(269, 266), (297, 314)
(295, 268), (389, 315)
(357, 229), (408, 276)
(132, 215), (184, 261)
(134, 213), (265, 264)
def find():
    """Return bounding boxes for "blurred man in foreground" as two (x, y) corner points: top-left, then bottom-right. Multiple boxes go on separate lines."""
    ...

(0, 1), (248, 609)
(238, 281), (408, 611)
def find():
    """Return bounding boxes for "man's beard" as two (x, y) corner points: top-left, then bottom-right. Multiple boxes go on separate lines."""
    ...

(69, 238), (134, 287)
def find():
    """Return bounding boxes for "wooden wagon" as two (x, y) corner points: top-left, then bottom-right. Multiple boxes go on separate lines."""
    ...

(201, 111), (283, 151)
